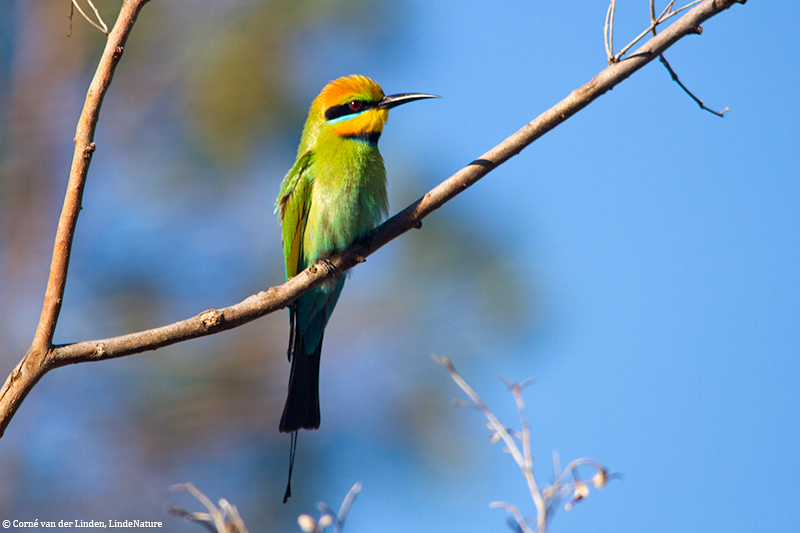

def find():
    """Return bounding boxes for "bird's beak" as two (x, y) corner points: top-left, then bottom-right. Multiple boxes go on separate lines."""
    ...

(378, 93), (440, 110)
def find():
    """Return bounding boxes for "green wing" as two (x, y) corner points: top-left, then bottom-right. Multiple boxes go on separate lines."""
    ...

(276, 151), (314, 280)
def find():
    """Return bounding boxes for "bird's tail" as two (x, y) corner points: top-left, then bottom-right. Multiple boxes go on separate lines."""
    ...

(279, 325), (323, 433)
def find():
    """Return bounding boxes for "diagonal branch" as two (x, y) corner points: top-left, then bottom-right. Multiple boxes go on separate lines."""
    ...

(0, 0), (746, 438)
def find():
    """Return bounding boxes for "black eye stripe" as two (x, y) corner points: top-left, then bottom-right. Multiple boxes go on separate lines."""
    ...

(324, 100), (378, 121)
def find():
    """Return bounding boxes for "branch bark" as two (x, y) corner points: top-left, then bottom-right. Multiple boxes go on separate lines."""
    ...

(0, 0), (150, 436)
(0, 0), (745, 437)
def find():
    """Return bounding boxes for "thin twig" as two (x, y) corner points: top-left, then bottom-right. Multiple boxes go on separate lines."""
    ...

(508, 383), (547, 533)
(168, 483), (248, 533)
(612, 0), (704, 62)
(438, 357), (620, 532)
(649, 1), (728, 117)
(299, 483), (362, 533)
(0, 0), (747, 438)
(70, 0), (109, 35)
(168, 483), (224, 533)
(659, 55), (729, 116)
(489, 502), (535, 533)
(438, 357), (554, 532)
(651, 0), (657, 28)
(604, 0), (616, 63)
(658, 0), (680, 24)
(334, 483), (362, 533)
(433, 355), (526, 469)
(435, 356), (540, 530)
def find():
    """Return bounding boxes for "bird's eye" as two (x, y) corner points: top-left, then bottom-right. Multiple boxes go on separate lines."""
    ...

(349, 101), (363, 112)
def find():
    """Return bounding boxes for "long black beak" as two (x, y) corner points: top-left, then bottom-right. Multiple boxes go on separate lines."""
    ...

(378, 92), (440, 110)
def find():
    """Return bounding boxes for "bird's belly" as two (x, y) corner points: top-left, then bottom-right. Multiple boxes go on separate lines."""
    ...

(303, 186), (381, 269)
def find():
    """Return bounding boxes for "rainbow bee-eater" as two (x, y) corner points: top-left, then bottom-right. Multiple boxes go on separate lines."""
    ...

(276, 75), (438, 435)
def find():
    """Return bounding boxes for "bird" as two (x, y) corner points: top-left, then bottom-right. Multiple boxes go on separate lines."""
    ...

(275, 75), (438, 435)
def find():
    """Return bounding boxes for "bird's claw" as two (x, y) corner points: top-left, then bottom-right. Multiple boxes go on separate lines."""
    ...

(320, 258), (336, 276)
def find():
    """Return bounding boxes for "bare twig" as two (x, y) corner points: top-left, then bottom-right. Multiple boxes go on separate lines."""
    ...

(168, 483), (248, 533)
(433, 356), (527, 469)
(434, 355), (546, 531)
(489, 502), (534, 533)
(0, 0), (150, 436)
(333, 482), (362, 533)
(0, 0), (746, 438)
(36, 0), (140, 353)
(436, 355), (619, 532)
(603, 0), (616, 63)
(607, 0), (704, 63)
(658, 51), (729, 116)
(298, 483), (362, 533)
(507, 382), (546, 533)
(648, 1), (729, 116)
(70, 0), (110, 35)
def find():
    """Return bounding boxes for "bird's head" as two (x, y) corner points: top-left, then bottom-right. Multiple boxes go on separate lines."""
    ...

(305, 75), (438, 145)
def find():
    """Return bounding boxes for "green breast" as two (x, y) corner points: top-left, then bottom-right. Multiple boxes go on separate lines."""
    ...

(302, 138), (389, 266)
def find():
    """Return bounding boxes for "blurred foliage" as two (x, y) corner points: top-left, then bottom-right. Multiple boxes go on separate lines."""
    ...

(181, 0), (382, 164)
(403, 211), (532, 332)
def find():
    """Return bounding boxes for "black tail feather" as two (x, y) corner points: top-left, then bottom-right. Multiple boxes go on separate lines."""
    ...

(279, 331), (323, 433)
(282, 431), (298, 504)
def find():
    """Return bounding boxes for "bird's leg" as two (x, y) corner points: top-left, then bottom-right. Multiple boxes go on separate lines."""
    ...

(319, 258), (337, 277)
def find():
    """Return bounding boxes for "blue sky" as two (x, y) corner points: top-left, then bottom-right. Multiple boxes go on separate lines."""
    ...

(0, 1), (797, 532)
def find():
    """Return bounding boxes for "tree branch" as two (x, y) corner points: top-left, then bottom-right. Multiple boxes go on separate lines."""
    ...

(0, 0), (150, 436)
(0, 0), (746, 437)
(658, 54), (729, 116)
(69, 0), (110, 35)
(649, 1), (729, 117)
